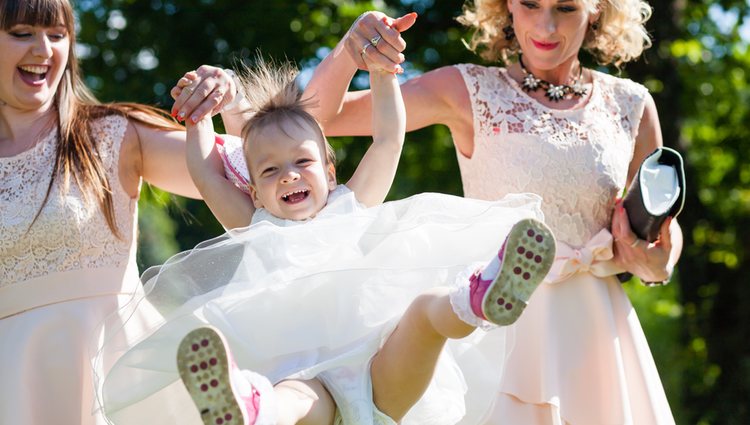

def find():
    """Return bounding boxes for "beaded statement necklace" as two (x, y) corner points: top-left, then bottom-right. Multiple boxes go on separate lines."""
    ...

(519, 54), (588, 102)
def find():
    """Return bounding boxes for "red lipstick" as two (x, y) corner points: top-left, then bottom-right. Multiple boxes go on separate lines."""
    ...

(532, 39), (559, 51)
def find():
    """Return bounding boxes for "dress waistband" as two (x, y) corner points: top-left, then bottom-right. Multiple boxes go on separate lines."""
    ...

(0, 265), (139, 319)
(545, 229), (625, 284)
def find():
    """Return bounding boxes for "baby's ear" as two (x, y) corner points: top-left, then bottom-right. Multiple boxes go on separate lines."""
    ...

(327, 163), (337, 191)
(248, 184), (263, 208)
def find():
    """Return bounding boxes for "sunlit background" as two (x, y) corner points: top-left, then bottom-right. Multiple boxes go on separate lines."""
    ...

(71, 1), (750, 423)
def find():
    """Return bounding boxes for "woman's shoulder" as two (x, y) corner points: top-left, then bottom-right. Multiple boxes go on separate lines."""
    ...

(453, 63), (506, 79)
(591, 70), (651, 136)
(451, 63), (515, 98)
(88, 112), (130, 165)
(89, 112), (129, 140)
(592, 69), (649, 100)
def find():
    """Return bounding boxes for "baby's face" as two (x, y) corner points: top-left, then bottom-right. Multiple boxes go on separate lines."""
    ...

(246, 120), (336, 221)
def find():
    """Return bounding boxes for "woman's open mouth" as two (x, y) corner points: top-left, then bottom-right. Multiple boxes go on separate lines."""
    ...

(18, 65), (49, 85)
(281, 189), (310, 204)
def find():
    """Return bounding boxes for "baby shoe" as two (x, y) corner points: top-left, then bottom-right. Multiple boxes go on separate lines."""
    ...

(469, 218), (556, 326)
(177, 326), (273, 425)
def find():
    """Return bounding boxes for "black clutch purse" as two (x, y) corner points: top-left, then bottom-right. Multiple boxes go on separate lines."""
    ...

(623, 147), (685, 241)
(617, 147), (685, 283)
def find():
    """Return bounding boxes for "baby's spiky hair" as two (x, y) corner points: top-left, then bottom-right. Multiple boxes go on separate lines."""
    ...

(236, 56), (336, 171)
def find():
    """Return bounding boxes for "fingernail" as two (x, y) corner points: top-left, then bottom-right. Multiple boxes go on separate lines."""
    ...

(395, 65), (404, 74)
(178, 111), (186, 120)
(191, 115), (198, 123)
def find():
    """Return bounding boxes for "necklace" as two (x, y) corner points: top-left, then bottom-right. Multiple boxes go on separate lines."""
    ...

(518, 54), (588, 102)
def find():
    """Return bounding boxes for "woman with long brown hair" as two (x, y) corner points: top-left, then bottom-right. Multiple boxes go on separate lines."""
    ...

(0, 0), (235, 423)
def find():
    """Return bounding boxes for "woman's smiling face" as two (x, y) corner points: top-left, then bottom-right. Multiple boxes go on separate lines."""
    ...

(508, 0), (595, 75)
(0, 10), (70, 112)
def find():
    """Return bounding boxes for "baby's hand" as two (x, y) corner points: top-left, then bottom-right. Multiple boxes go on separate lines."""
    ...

(170, 65), (238, 123)
(184, 111), (214, 134)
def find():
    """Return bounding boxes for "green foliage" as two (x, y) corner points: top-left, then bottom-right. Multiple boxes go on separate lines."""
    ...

(649, 1), (750, 423)
(73, 0), (750, 422)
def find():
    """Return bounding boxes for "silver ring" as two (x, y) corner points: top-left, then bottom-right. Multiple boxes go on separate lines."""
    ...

(183, 85), (195, 94)
(370, 35), (381, 47)
(360, 42), (371, 57)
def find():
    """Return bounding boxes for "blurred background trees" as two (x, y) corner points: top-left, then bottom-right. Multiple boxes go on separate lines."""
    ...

(74, 0), (749, 422)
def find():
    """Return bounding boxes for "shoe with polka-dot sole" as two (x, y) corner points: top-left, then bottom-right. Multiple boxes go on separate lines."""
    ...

(469, 218), (556, 326)
(177, 326), (261, 425)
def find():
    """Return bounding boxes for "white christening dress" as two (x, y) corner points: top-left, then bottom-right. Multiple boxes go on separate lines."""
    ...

(454, 64), (676, 424)
(97, 184), (546, 424)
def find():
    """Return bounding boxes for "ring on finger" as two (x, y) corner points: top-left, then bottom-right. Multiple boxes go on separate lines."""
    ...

(370, 35), (381, 47)
(360, 42), (371, 57)
(629, 238), (640, 248)
(183, 85), (195, 94)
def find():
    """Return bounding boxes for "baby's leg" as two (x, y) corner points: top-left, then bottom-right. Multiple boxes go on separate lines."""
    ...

(371, 287), (473, 420)
(371, 218), (555, 421)
(178, 326), (336, 425)
(275, 379), (336, 425)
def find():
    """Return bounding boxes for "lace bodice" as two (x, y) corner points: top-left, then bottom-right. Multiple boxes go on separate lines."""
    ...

(0, 115), (136, 287)
(455, 64), (648, 248)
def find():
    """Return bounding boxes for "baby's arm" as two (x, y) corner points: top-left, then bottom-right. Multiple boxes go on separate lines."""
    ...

(345, 59), (406, 207)
(186, 117), (256, 229)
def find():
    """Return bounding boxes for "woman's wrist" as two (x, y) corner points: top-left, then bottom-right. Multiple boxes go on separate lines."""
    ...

(641, 265), (673, 287)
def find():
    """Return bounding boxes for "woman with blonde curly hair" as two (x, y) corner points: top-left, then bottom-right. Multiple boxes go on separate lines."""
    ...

(298, 0), (681, 423)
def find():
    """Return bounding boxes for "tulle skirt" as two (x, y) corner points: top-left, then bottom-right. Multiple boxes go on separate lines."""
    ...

(96, 192), (545, 424)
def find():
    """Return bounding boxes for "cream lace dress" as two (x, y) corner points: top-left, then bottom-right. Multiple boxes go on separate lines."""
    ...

(455, 64), (675, 424)
(0, 115), (159, 424)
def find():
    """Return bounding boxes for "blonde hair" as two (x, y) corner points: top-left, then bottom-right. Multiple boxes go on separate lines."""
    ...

(1, 0), (183, 238)
(236, 57), (336, 179)
(458, 0), (653, 67)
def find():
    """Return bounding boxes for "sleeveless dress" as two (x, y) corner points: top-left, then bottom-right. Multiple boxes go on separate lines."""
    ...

(96, 184), (547, 424)
(0, 115), (160, 424)
(454, 64), (675, 424)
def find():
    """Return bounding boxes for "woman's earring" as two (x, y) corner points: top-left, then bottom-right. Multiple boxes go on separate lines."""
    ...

(591, 20), (600, 31)
(503, 15), (515, 41)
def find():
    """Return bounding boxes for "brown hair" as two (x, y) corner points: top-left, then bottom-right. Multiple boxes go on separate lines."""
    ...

(458, 0), (653, 67)
(236, 56), (336, 180)
(1, 0), (183, 237)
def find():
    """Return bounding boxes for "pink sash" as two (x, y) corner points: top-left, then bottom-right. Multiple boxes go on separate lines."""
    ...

(545, 229), (625, 284)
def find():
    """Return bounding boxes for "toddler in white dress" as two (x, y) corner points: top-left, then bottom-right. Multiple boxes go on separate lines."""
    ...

(97, 55), (556, 425)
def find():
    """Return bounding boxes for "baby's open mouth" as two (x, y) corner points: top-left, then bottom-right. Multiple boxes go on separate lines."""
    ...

(18, 65), (49, 83)
(281, 189), (310, 204)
